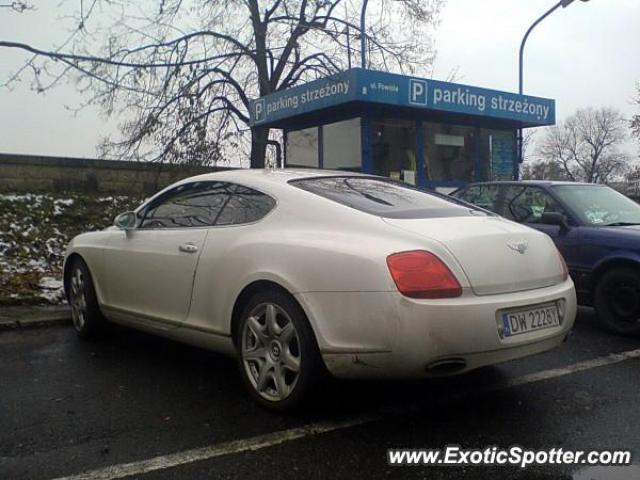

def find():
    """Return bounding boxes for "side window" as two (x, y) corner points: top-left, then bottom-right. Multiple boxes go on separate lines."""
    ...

(506, 187), (565, 224)
(500, 186), (525, 220)
(216, 185), (276, 226)
(140, 182), (234, 229)
(457, 185), (500, 213)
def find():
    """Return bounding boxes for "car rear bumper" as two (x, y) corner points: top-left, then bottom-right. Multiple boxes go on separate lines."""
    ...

(296, 279), (576, 379)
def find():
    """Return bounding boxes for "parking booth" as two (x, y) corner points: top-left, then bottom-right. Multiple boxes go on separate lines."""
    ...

(249, 68), (555, 191)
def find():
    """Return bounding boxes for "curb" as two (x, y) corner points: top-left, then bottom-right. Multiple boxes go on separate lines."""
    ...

(0, 306), (71, 332)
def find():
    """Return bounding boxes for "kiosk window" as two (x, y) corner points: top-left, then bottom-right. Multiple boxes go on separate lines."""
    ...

(323, 118), (362, 170)
(424, 123), (475, 182)
(371, 119), (417, 184)
(287, 127), (319, 167)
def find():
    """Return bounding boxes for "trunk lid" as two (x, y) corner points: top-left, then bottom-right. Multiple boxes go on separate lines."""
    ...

(383, 216), (564, 296)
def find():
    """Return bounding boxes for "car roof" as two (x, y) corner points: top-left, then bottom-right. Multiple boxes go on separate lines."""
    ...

(138, 168), (373, 212)
(178, 168), (369, 188)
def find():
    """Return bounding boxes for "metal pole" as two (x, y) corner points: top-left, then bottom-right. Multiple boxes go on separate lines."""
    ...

(360, 0), (369, 69)
(517, 0), (574, 177)
(519, 1), (568, 95)
(345, 3), (352, 69)
(346, 24), (352, 69)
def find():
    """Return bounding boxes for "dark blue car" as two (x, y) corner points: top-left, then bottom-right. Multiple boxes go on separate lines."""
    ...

(452, 181), (640, 335)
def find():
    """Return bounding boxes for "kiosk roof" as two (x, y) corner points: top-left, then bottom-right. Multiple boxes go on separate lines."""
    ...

(250, 68), (555, 130)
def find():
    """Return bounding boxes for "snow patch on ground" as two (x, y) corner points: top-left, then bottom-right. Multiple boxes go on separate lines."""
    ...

(0, 191), (141, 305)
(39, 276), (65, 303)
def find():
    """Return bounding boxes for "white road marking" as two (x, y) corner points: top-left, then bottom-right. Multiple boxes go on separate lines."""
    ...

(52, 348), (640, 480)
(506, 348), (640, 388)
(51, 414), (386, 480)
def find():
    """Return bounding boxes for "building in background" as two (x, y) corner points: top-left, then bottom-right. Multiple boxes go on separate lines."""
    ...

(250, 69), (555, 191)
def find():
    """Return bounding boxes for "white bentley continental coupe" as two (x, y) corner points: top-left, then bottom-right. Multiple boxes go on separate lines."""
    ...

(64, 169), (576, 409)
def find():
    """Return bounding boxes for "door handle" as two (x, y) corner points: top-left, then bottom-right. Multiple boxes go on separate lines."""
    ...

(179, 243), (199, 254)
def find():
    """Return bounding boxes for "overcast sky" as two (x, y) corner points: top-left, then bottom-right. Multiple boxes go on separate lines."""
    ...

(0, 0), (639, 159)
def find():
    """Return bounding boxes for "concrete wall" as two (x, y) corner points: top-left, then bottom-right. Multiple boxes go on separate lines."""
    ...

(0, 153), (231, 195)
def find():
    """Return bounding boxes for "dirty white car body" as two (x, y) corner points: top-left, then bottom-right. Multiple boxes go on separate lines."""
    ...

(64, 169), (576, 408)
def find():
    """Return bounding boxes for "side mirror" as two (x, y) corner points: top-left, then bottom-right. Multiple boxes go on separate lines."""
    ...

(540, 212), (569, 230)
(114, 211), (137, 231)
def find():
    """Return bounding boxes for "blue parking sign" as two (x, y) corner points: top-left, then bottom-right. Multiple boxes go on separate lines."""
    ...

(409, 78), (428, 105)
(254, 99), (266, 123)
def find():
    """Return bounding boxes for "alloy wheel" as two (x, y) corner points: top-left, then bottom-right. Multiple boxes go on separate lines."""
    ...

(241, 303), (301, 402)
(69, 268), (87, 331)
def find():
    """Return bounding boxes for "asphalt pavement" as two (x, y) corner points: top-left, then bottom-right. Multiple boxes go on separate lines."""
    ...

(1, 307), (639, 480)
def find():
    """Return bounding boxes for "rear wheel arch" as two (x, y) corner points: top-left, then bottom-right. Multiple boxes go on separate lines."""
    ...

(232, 281), (328, 410)
(230, 280), (317, 350)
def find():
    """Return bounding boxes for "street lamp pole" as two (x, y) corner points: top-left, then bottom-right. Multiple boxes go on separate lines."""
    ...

(360, 0), (369, 69)
(516, 0), (589, 177)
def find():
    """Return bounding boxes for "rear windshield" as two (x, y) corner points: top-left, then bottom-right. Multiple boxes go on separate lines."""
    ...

(290, 176), (488, 219)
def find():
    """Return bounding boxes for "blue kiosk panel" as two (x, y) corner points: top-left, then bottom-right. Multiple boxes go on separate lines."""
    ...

(250, 69), (555, 189)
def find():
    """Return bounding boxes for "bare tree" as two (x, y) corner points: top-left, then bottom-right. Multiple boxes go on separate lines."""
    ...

(626, 164), (640, 181)
(537, 107), (631, 184)
(0, 0), (444, 167)
(0, 1), (32, 13)
(632, 82), (640, 147)
(520, 159), (568, 181)
(521, 128), (570, 180)
(521, 128), (537, 163)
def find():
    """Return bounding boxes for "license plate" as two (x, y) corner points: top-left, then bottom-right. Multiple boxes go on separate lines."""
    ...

(500, 304), (560, 337)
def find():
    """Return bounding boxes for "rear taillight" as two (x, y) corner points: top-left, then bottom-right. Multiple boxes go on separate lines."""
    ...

(386, 250), (462, 299)
(557, 250), (569, 282)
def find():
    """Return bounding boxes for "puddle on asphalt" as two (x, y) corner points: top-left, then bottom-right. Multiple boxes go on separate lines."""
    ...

(572, 465), (640, 480)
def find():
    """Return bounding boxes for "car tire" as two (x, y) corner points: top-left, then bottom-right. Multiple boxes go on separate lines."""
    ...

(236, 289), (324, 411)
(594, 266), (640, 336)
(66, 257), (107, 339)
